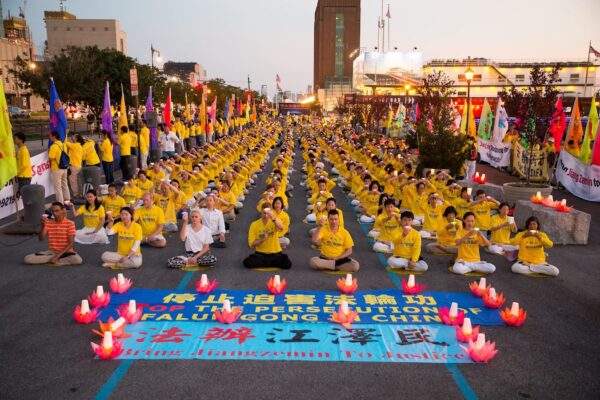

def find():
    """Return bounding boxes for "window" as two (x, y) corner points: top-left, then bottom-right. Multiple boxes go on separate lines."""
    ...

(515, 74), (525, 82)
(457, 91), (467, 96)
(498, 77), (506, 83)
(92, 27), (96, 31)
(104, 27), (109, 31)
(570, 74), (580, 82)
(458, 74), (482, 82)
(334, 13), (344, 78)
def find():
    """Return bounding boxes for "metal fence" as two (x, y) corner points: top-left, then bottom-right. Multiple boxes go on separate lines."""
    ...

(10, 120), (104, 146)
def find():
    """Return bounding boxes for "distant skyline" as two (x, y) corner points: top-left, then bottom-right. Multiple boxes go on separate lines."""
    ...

(5, 0), (600, 94)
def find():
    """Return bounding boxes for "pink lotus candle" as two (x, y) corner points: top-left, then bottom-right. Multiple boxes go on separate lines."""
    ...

(455, 317), (481, 343)
(336, 274), (358, 294)
(267, 275), (287, 294)
(118, 299), (142, 324)
(500, 302), (527, 326)
(438, 303), (465, 325)
(90, 331), (123, 360)
(214, 300), (242, 324)
(483, 288), (506, 309)
(469, 277), (489, 297)
(110, 274), (132, 294)
(73, 299), (100, 324)
(461, 333), (498, 362)
(330, 302), (358, 329)
(195, 274), (218, 293)
(401, 274), (426, 294)
(88, 285), (111, 308)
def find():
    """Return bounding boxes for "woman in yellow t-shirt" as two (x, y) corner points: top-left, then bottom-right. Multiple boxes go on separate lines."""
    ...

(452, 212), (496, 275)
(71, 189), (109, 244)
(272, 197), (291, 249)
(100, 130), (114, 184)
(426, 205), (462, 255)
(135, 171), (155, 194)
(102, 206), (143, 269)
(509, 216), (558, 276)
(487, 202), (518, 256)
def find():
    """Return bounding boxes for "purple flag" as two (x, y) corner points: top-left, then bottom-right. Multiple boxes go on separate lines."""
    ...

(144, 86), (158, 149)
(101, 82), (114, 142)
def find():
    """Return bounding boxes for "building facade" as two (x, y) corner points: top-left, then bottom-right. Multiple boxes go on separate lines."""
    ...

(44, 11), (127, 57)
(163, 62), (207, 86)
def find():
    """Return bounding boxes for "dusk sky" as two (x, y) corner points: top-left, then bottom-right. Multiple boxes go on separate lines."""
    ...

(5, 0), (600, 94)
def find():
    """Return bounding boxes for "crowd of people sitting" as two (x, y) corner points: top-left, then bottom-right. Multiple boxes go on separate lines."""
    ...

(22, 117), (559, 277)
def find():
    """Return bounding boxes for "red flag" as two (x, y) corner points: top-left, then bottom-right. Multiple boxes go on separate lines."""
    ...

(549, 97), (566, 153)
(163, 88), (171, 129)
(210, 96), (217, 123)
(386, 5), (391, 18)
(590, 45), (600, 58)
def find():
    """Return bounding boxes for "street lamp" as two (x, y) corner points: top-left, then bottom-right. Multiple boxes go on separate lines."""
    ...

(404, 83), (411, 105)
(465, 66), (474, 135)
(29, 62), (36, 70)
(150, 44), (161, 69)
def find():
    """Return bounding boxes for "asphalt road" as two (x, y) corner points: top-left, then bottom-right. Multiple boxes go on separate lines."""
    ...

(0, 136), (599, 400)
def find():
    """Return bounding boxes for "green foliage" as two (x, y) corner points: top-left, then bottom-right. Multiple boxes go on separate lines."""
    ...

(416, 71), (468, 176)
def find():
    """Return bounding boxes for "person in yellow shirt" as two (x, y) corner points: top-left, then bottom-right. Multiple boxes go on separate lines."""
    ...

(510, 216), (558, 276)
(13, 133), (31, 191)
(101, 184), (127, 218)
(82, 137), (101, 167)
(146, 162), (166, 188)
(426, 206), (463, 255)
(134, 192), (167, 247)
(102, 207), (143, 269)
(371, 199), (402, 254)
(154, 181), (181, 232)
(48, 131), (71, 203)
(139, 120), (150, 170)
(387, 211), (428, 271)
(453, 187), (472, 220)
(134, 171), (154, 194)
(420, 193), (448, 239)
(216, 181), (237, 222)
(71, 189), (109, 244)
(309, 209), (359, 272)
(243, 203), (292, 269)
(470, 190), (500, 230)
(100, 130), (114, 184)
(487, 202), (518, 255)
(65, 133), (84, 199)
(121, 180), (143, 206)
(272, 197), (291, 249)
(118, 126), (132, 180)
(452, 212), (496, 275)
(128, 126), (138, 156)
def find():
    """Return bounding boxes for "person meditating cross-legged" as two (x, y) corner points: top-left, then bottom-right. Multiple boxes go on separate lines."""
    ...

(102, 207), (143, 269)
(166, 208), (217, 269)
(309, 209), (360, 272)
(387, 211), (428, 271)
(452, 211), (496, 275)
(510, 216), (559, 277)
(243, 203), (292, 269)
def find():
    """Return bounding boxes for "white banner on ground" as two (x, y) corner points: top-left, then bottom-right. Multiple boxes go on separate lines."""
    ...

(556, 150), (600, 202)
(0, 151), (54, 220)
(478, 138), (510, 168)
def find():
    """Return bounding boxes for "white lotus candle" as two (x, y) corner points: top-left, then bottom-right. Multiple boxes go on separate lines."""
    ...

(200, 274), (208, 287)
(462, 318), (472, 336)
(128, 300), (137, 315)
(103, 331), (113, 350)
(96, 285), (104, 297)
(488, 288), (497, 300)
(111, 317), (126, 332)
(345, 274), (353, 287)
(510, 302), (520, 317)
(117, 274), (125, 285)
(341, 301), (349, 315)
(223, 300), (232, 313)
(407, 274), (415, 288)
(536, 191), (541, 198)
(561, 199), (567, 206)
(449, 302), (458, 318)
(475, 333), (486, 350)
(467, 187), (472, 196)
(481, 173), (486, 181)
(475, 172), (480, 178)
(478, 278), (487, 291)
(274, 275), (281, 287)
(80, 300), (90, 315)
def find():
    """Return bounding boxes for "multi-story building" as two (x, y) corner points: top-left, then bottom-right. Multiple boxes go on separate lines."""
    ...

(163, 62), (207, 86)
(44, 10), (127, 57)
(314, 0), (360, 111)
(260, 84), (268, 98)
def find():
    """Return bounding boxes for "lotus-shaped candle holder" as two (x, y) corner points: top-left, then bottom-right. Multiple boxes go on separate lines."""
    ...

(401, 278), (426, 294)
(88, 290), (111, 308)
(90, 333), (123, 360)
(266, 276), (287, 294)
(329, 305), (358, 330)
(530, 194), (544, 204)
(214, 306), (242, 324)
(542, 198), (558, 208)
(469, 280), (491, 297)
(117, 305), (143, 324)
(196, 277), (218, 294)
(461, 338), (498, 362)
(109, 274), (132, 294)
(336, 277), (358, 294)
(73, 305), (100, 324)
(455, 324), (481, 343)
(482, 290), (506, 309)
(437, 306), (465, 325)
(93, 317), (130, 338)
(555, 204), (572, 213)
(500, 306), (527, 326)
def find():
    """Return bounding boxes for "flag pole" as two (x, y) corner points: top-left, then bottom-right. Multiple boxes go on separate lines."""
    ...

(381, 0), (385, 52)
(583, 40), (591, 98)
(377, 18), (380, 51)
(387, 4), (390, 52)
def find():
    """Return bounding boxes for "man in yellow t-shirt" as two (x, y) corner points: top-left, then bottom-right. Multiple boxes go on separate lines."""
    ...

(470, 190), (500, 230)
(140, 120), (150, 170)
(48, 131), (71, 203)
(387, 211), (428, 271)
(14, 133), (32, 191)
(100, 131), (114, 184)
(101, 184), (127, 217)
(217, 181), (237, 221)
(118, 126), (132, 180)
(371, 199), (402, 254)
(82, 138), (101, 167)
(134, 192), (167, 247)
(309, 209), (359, 272)
(243, 203), (291, 269)
(65, 134), (83, 199)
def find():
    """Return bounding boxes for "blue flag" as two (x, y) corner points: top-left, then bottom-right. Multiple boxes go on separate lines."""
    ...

(48, 79), (67, 146)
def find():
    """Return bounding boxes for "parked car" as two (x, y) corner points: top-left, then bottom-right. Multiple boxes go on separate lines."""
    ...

(8, 106), (31, 119)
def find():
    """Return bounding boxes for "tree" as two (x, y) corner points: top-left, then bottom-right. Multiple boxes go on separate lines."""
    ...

(499, 64), (562, 184)
(415, 71), (469, 176)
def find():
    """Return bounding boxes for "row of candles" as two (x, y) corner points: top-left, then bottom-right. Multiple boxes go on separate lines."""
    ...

(530, 192), (572, 212)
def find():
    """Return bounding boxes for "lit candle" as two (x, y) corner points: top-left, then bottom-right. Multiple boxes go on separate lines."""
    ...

(488, 288), (497, 300)
(449, 302), (458, 318)
(462, 318), (472, 336)
(431, 169), (435, 175)
(536, 191), (541, 199)
(467, 187), (472, 196)
(274, 275), (281, 287)
(547, 195), (553, 202)
(478, 277), (487, 291)
(475, 172), (480, 179)
(475, 333), (486, 350)
(96, 285), (104, 297)
(117, 274), (125, 285)
(341, 301), (349, 315)
(345, 274), (353, 287)
(200, 274), (208, 287)
(510, 302), (520, 317)
(223, 300), (232, 313)
(561, 199), (567, 206)
(111, 317), (126, 332)
(407, 274), (415, 288)
(102, 331), (113, 351)
(481, 173), (486, 182)
(128, 300), (137, 315)
(80, 300), (90, 315)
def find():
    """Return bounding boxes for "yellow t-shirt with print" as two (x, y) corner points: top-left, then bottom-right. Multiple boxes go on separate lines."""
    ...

(373, 213), (401, 242)
(102, 195), (126, 215)
(134, 205), (165, 236)
(76, 205), (105, 228)
(437, 220), (463, 247)
(113, 221), (142, 256)
(510, 231), (553, 264)
(490, 215), (512, 244)
(122, 185), (143, 205)
(391, 228), (421, 262)
(318, 225), (354, 259)
(456, 228), (486, 262)
(248, 218), (282, 254)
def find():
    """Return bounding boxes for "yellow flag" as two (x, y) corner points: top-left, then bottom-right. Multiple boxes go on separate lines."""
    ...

(118, 89), (128, 133)
(565, 97), (583, 151)
(199, 96), (206, 134)
(184, 93), (191, 121)
(0, 79), (17, 188)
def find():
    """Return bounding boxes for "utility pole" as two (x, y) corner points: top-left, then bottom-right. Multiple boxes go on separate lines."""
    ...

(247, 75), (251, 91)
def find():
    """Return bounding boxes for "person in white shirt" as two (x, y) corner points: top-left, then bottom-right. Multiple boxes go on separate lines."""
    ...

(199, 194), (226, 248)
(166, 208), (217, 269)
(159, 124), (179, 158)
